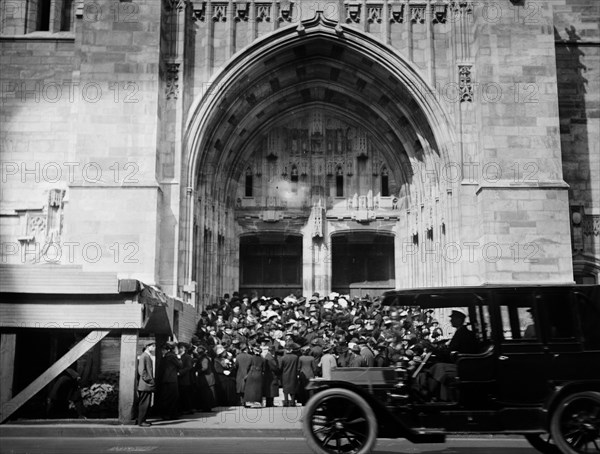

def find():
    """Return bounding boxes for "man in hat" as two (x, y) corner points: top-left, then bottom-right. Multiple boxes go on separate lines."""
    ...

(350, 344), (365, 367)
(234, 343), (253, 406)
(177, 342), (194, 414)
(336, 342), (353, 368)
(358, 338), (375, 367)
(426, 310), (479, 401)
(137, 341), (156, 426)
(280, 343), (300, 407)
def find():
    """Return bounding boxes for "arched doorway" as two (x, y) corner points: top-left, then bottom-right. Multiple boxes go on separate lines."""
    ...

(239, 233), (302, 297)
(183, 12), (457, 305)
(331, 232), (395, 297)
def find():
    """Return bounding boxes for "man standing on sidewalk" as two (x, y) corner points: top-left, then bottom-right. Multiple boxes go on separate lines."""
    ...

(137, 342), (156, 427)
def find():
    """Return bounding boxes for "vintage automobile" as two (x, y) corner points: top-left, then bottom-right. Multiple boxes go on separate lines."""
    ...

(302, 284), (600, 454)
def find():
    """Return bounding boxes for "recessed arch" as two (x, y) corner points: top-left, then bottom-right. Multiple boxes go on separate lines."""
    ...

(182, 11), (459, 297)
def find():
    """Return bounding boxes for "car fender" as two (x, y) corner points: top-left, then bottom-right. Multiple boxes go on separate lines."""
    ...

(545, 380), (600, 418)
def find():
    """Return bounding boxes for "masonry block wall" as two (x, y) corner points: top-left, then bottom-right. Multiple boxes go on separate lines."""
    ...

(0, 1), (166, 284)
(1, 0), (599, 304)
(552, 0), (600, 280)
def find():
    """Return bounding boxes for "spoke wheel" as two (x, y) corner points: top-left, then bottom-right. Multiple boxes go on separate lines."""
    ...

(525, 433), (561, 454)
(302, 388), (377, 454)
(550, 391), (600, 454)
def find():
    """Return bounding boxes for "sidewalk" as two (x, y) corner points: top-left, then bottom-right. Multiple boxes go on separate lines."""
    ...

(0, 406), (305, 438)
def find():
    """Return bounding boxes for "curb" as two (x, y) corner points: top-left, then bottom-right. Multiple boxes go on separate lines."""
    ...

(0, 426), (304, 438)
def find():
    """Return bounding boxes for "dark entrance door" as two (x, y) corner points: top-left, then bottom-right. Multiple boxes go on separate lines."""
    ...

(331, 232), (395, 297)
(239, 234), (302, 298)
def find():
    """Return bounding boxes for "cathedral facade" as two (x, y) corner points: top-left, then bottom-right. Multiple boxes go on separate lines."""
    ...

(1, 0), (599, 306)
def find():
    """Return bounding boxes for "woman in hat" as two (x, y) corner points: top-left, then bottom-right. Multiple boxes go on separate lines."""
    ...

(318, 344), (337, 380)
(194, 343), (217, 412)
(243, 346), (265, 407)
(213, 345), (237, 406)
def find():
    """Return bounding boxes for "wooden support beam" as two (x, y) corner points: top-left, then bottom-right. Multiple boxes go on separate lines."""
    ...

(118, 330), (139, 423)
(0, 330), (110, 423)
(0, 334), (17, 411)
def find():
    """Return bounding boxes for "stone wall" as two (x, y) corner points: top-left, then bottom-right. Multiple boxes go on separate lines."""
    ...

(552, 0), (600, 279)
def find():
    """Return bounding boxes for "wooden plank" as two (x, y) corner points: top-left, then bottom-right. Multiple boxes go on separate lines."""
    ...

(0, 330), (110, 423)
(0, 304), (142, 329)
(0, 334), (16, 410)
(118, 331), (139, 423)
(0, 265), (119, 294)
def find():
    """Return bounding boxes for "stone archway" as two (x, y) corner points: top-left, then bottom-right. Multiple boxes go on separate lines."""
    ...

(182, 12), (458, 304)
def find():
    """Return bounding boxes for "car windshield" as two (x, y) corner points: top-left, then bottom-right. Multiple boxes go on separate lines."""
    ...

(381, 291), (491, 354)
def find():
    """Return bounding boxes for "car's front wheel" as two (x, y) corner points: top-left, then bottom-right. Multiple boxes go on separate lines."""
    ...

(550, 391), (600, 454)
(302, 388), (377, 454)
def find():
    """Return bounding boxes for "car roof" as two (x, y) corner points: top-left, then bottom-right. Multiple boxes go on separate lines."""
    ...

(381, 283), (599, 308)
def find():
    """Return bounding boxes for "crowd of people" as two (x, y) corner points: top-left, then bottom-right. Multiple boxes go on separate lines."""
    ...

(136, 291), (453, 426)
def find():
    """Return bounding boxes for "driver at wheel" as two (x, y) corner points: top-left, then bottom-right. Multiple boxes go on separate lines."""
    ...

(425, 310), (479, 401)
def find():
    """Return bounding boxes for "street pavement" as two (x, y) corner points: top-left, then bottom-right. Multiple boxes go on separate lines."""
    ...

(0, 406), (304, 438)
(0, 435), (539, 454)
(0, 406), (540, 453)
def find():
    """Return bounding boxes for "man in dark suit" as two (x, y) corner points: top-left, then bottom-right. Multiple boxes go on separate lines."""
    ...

(427, 310), (479, 401)
(178, 342), (194, 414)
(234, 343), (253, 406)
(281, 343), (300, 407)
(137, 342), (156, 426)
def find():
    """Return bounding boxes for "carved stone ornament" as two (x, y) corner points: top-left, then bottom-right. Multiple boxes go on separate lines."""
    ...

(367, 6), (382, 23)
(449, 0), (473, 21)
(278, 1), (292, 22)
(410, 6), (425, 23)
(346, 3), (361, 23)
(193, 1), (206, 21)
(165, 0), (186, 12)
(166, 62), (180, 100)
(256, 4), (271, 21)
(235, 2), (249, 21)
(433, 4), (447, 23)
(583, 215), (600, 236)
(458, 65), (473, 103)
(212, 4), (227, 21)
(389, 3), (404, 23)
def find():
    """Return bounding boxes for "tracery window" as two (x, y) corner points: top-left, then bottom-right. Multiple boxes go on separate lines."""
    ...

(335, 166), (344, 197)
(245, 167), (253, 197)
(381, 166), (390, 197)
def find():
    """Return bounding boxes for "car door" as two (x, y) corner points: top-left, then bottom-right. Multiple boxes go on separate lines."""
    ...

(492, 289), (549, 404)
(535, 288), (586, 383)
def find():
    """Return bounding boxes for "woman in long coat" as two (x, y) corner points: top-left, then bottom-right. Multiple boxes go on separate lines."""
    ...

(214, 346), (238, 406)
(243, 346), (264, 407)
(261, 345), (280, 407)
(297, 346), (318, 405)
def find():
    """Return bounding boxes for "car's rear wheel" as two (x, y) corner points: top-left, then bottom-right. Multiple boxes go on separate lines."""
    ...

(550, 391), (600, 454)
(302, 388), (377, 454)
(524, 433), (561, 454)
